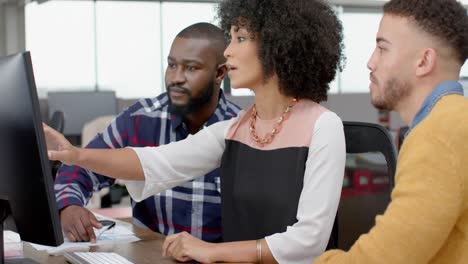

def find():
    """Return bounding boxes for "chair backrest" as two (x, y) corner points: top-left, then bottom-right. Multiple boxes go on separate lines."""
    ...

(81, 115), (115, 147)
(395, 126), (409, 151)
(48, 110), (65, 133)
(48, 110), (65, 179)
(327, 121), (397, 250)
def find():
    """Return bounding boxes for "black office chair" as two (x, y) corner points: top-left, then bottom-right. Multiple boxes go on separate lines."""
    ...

(47, 111), (65, 178)
(327, 121), (397, 250)
(48, 110), (65, 133)
(395, 126), (409, 151)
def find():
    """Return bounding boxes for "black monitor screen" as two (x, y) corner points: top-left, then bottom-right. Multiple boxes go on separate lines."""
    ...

(0, 52), (63, 250)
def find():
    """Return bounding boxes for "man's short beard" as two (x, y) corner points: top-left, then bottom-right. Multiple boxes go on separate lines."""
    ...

(372, 78), (410, 111)
(168, 79), (215, 116)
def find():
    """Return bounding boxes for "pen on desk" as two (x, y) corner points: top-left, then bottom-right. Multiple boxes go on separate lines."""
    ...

(96, 221), (116, 240)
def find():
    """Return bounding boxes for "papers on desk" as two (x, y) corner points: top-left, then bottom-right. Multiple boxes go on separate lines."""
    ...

(3, 230), (23, 258)
(29, 216), (140, 255)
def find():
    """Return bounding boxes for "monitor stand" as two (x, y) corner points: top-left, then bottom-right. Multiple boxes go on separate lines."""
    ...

(1, 202), (39, 264)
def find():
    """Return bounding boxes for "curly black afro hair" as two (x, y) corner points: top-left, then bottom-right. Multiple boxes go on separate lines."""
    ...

(218, 0), (345, 102)
(384, 0), (468, 66)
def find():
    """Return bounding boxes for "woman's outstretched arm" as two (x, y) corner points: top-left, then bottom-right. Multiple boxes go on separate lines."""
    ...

(44, 123), (144, 181)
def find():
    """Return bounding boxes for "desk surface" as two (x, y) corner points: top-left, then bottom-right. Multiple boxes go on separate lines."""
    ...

(23, 221), (186, 264)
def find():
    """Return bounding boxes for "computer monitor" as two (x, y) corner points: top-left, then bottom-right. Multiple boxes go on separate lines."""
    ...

(0, 52), (63, 263)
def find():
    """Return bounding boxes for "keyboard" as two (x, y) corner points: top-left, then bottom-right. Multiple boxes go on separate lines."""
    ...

(64, 252), (134, 264)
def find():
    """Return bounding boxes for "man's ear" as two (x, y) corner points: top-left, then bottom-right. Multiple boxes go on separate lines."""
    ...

(415, 48), (437, 77)
(216, 64), (228, 85)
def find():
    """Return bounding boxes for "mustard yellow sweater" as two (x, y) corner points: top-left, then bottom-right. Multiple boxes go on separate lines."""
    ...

(315, 94), (468, 264)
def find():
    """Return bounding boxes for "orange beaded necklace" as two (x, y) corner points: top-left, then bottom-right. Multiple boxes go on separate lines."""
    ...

(249, 98), (298, 147)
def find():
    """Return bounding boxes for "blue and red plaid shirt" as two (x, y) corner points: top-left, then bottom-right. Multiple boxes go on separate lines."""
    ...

(54, 91), (240, 242)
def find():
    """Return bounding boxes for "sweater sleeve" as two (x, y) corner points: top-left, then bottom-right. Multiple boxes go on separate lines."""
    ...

(314, 131), (464, 263)
(122, 115), (240, 202)
(265, 112), (346, 264)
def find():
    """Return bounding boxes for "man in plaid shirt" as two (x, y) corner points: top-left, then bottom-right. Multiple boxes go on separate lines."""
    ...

(54, 22), (240, 243)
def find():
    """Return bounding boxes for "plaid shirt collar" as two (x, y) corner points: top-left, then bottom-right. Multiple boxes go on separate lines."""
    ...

(170, 90), (232, 131)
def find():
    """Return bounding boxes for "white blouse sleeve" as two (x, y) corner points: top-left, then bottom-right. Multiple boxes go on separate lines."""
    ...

(122, 114), (242, 202)
(265, 111), (346, 264)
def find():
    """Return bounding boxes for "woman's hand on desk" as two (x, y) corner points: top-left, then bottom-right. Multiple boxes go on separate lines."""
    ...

(162, 231), (216, 263)
(43, 123), (79, 165)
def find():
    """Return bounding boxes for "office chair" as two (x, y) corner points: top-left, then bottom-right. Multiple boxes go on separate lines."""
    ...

(395, 126), (410, 151)
(48, 111), (65, 178)
(327, 121), (397, 250)
(48, 110), (65, 133)
(81, 115), (130, 209)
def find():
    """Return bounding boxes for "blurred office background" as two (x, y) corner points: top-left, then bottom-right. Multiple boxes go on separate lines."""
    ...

(0, 0), (466, 134)
(0, 0), (466, 236)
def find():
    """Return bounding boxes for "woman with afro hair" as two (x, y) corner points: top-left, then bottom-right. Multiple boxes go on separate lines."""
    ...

(44, 0), (346, 263)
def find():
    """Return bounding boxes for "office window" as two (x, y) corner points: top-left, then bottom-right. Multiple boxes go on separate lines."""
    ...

(231, 88), (254, 96)
(160, 2), (218, 90)
(340, 12), (381, 93)
(230, 80), (338, 96)
(25, 1), (95, 92)
(24, 2), (468, 99)
(329, 77), (339, 94)
(95, 1), (161, 99)
(161, 2), (218, 66)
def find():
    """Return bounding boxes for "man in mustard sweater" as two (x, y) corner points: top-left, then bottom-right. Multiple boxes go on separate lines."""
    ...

(315, 0), (468, 263)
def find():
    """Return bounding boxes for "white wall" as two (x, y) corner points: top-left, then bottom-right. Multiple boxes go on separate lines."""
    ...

(0, 4), (5, 55)
(0, 2), (25, 56)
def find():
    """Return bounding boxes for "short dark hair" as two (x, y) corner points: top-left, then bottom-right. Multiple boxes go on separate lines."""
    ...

(384, 0), (468, 65)
(217, 0), (345, 102)
(177, 22), (227, 64)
